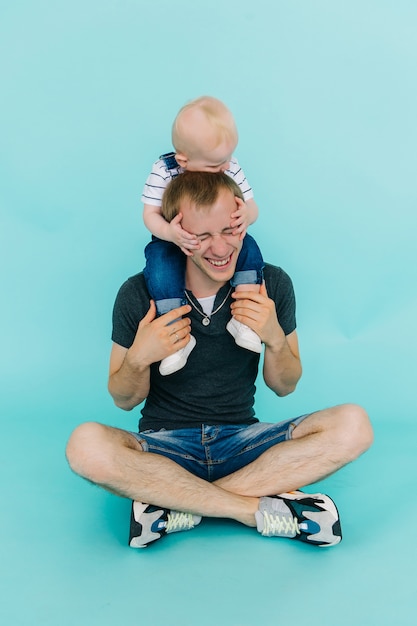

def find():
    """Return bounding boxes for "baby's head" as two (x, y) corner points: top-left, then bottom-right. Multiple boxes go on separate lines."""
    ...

(172, 96), (238, 173)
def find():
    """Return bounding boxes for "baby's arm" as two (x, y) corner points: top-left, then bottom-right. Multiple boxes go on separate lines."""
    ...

(227, 157), (259, 238)
(143, 203), (200, 256)
(230, 197), (259, 240)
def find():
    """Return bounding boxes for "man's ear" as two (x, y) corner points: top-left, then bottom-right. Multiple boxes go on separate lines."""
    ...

(175, 152), (188, 168)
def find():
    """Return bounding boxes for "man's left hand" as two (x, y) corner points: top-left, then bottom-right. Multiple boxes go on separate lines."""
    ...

(230, 283), (286, 350)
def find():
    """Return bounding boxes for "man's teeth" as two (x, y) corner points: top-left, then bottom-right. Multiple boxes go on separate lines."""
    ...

(209, 257), (230, 267)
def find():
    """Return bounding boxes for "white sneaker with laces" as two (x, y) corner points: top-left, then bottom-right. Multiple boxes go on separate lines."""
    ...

(226, 318), (262, 353)
(159, 335), (196, 376)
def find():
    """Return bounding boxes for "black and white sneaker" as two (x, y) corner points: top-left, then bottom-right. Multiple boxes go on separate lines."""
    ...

(129, 501), (202, 548)
(255, 491), (342, 547)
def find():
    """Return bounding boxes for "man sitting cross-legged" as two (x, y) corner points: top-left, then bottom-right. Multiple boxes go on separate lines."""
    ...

(66, 171), (373, 548)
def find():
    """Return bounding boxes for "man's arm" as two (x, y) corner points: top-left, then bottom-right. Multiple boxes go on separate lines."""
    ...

(262, 328), (301, 396)
(230, 283), (302, 396)
(108, 301), (192, 410)
(108, 342), (151, 411)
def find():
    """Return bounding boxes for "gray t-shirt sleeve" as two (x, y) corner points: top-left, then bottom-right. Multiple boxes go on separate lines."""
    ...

(263, 264), (297, 336)
(111, 274), (150, 348)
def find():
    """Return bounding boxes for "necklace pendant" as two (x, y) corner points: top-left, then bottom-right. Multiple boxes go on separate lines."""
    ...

(184, 287), (231, 327)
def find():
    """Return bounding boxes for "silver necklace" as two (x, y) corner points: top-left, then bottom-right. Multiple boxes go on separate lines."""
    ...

(184, 287), (232, 326)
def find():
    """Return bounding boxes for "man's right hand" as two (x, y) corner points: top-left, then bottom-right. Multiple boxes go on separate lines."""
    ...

(127, 301), (193, 369)
(108, 301), (192, 410)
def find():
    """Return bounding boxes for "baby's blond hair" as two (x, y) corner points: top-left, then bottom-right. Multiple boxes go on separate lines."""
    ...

(172, 96), (238, 158)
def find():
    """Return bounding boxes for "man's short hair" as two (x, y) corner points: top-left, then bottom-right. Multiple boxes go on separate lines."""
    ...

(161, 171), (244, 223)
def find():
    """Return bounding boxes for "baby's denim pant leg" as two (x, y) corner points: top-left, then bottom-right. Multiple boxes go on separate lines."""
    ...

(231, 234), (264, 287)
(144, 237), (187, 316)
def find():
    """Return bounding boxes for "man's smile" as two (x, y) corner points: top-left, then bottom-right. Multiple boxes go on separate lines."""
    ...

(206, 254), (232, 268)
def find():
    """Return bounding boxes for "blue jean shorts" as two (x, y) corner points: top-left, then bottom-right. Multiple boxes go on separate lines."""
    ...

(130, 414), (310, 482)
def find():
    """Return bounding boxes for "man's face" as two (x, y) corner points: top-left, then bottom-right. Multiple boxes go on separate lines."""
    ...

(179, 188), (243, 295)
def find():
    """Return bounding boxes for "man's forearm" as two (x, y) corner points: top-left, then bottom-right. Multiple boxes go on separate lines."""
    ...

(108, 353), (151, 411)
(263, 340), (302, 397)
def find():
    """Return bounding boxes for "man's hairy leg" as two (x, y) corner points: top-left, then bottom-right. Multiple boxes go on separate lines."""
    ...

(66, 422), (259, 527)
(66, 404), (372, 527)
(214, 404), (373, 497)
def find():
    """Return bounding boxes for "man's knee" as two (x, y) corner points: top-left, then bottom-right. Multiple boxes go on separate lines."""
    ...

(66, 421), (144, 484)
(66, 422), (141, 485)
(66, 422), (100, 477)
(294, 403), (373, 460)
(333, 403), (373, 459)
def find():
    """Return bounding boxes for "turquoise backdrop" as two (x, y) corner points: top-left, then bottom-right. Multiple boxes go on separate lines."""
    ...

(1, 2), (416, 625)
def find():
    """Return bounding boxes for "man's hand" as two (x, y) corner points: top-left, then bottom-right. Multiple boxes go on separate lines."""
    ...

(231, 282), (301, 396)
(230, 283), (286, 350)
(168, 213), (200, 255)
(108, 301), (193, 410)
(128, 301), (193, 368)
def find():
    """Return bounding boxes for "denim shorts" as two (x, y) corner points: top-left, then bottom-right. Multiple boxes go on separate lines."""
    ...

(130, 414), (310, 482)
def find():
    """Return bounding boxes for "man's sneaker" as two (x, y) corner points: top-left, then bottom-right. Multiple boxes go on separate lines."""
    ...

(159, 335), (196, 376)
(226, 318), (262, 353)
(129, 501), (202, 548)
(255, 491), (342, 547)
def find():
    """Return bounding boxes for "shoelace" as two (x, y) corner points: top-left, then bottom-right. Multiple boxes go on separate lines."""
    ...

(166, 511), (196, 533)
(262, 511), (301, 537)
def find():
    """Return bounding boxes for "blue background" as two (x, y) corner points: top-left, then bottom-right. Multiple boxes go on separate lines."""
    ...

(1, 1), (416, 625)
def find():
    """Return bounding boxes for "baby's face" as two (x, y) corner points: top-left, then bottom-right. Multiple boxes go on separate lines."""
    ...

(183, 139), (236, 173)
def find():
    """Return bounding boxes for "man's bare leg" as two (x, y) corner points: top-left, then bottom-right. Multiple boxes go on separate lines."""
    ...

(66, 403), (372, 527)
(215, 404), (373, 496)
(66, 422), (259, 527)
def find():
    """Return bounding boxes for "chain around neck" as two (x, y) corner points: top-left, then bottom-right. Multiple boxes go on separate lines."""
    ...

(184, 287), (232, 326)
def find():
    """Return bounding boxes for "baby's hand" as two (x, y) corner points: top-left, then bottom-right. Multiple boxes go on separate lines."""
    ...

(169, 213), (200, 256)
(230, 197), (250, 240)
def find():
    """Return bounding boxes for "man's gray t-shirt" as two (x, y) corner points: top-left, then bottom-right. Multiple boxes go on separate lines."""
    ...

(111, 263), (296, 431)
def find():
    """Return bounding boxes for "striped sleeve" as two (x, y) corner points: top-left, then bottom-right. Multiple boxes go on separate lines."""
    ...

(225, 157), (254, 201)
(141, 159), (177, 206)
